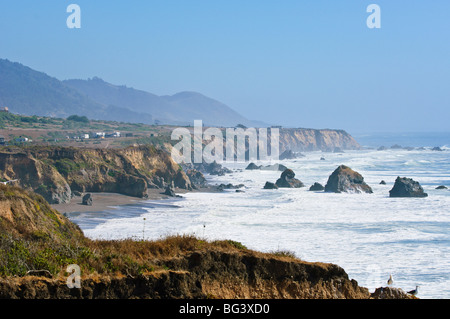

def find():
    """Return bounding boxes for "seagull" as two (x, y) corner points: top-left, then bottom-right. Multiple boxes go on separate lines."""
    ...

(407, 286), (419, 296)
(387, 274), (394, 286)
(0, 179), (18, 185)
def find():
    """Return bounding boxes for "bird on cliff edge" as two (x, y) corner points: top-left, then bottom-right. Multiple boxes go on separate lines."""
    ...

(387, 274), (394, 286)
(0, 179), (18, 185)
(407, 286), (419, 296)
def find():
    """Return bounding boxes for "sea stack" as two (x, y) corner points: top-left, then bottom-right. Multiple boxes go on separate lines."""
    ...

(389, 177), (428, 198)
(275, 169), (304, 188)
(324, 165), (373, 194)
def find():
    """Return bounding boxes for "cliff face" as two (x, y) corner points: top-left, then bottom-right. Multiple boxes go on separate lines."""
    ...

(278, 129), (360, 152)
(0, 250), (370, 299)
(0, 184), (84, 243)
(0, 146), (192, 204)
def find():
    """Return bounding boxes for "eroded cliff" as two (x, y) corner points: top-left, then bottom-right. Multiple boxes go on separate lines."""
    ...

(278, 128), (360, 152)
(0, 146), (192, 204)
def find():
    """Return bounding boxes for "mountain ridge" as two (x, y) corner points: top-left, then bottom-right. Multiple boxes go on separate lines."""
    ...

(0, 58), (264, 127)
(63, 77), (264, 127)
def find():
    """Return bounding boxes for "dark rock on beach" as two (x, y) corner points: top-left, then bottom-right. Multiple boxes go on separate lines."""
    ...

(162, 185), (182, 198)
(275, 169), (304, 188)
(197, 161), (232, 176)
(380, 180), (387, 185)
(82, 193), (93, 206)
(435, 185), (448, 190)
(389, 177), (428, 198)
(324, 165), (373, 194)
(184, 169), (207, 189)
(309, 182), (325, 191)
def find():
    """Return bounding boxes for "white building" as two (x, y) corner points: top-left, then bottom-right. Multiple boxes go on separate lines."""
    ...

(95, 132), (106, 138)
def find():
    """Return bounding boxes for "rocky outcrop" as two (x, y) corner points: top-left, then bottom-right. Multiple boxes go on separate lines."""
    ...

(389, 177), (428, 198)
(275, 169), (304, 188)
(0, 146), (192, 204)
(309, 182), (325, 191)
(162, 185), (182, 198)
(184, 169), (207, 189)
(246, 163), (261, 170)
(262, 164), (288, 172)
(216, 183), (245, 191)
(371, 287), (416, 299)
(246, 163), (287, 172)
(82, 193), (93, 206)
(263, 182), (278, 190)
(436, 185), (448, 190)
(324, 165), (373, 194)
(279, 149), (304, 160)
(186, 161), (232, 176)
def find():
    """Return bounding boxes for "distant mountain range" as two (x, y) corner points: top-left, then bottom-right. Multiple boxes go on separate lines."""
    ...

(0, 59), (265, 127)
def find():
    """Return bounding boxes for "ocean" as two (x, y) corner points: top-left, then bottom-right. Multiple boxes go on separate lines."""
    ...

(68, 133), (450, 299)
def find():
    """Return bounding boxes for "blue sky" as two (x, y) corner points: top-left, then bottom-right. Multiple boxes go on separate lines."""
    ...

(0, 0), (449, 133)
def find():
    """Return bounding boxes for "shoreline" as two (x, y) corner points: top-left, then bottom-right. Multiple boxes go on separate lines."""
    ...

(51, 187), (220, 214)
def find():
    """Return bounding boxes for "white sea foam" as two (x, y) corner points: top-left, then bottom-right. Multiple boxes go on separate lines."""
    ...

(79, 149), (450, 299)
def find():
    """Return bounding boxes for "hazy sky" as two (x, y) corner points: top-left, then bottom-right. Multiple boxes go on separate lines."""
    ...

(0, 0), (449, 133)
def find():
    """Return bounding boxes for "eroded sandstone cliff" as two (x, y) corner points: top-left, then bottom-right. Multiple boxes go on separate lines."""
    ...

(0, 145), (192, 204)
(278, 128), (360, 152)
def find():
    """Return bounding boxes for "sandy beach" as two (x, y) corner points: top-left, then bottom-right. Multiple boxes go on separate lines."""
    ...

(51, 187), (215, 214)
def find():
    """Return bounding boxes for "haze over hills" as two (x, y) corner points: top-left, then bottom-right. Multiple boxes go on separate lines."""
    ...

(63, 77), (264, 127)
(0, 59), (154, 125)
(0, 58), (265, 127)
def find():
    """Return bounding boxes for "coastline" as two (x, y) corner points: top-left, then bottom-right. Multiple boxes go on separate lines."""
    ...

(51, 187), (219, 214)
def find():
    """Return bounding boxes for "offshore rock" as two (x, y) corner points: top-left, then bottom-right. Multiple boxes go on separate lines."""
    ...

(275, 169), (304, 188)
(309, 182), (325, 191)
(389, 177), (428, 198)
(325, 165), (373, 194)
(263, 182), (278, 190)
